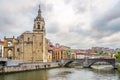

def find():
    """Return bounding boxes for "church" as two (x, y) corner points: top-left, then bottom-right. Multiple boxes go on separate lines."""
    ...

(4, 5), (48, 62)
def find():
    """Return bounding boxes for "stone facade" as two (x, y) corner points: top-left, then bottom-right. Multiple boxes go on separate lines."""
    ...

(4, 6), (48, 62)
(0, 40), (4, 57)
(4, 37), (18, 59)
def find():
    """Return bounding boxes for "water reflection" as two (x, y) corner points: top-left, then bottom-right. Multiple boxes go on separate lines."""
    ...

(91, 69), (117, 80)
(0, 70), (48, 80)
(0, 67), (120, 80)
(48, 68), (73, 80)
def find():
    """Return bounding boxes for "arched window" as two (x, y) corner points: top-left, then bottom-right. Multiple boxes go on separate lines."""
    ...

(28, 37), (30, 42)
(38, 25), (40, 29)
(8, 41), (12, 47)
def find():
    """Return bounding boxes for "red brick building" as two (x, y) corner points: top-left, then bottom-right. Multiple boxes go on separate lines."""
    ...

(48, 42), (69, 62)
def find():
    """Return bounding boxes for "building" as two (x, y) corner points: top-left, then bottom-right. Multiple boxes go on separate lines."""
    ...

(76, 53), (103, 59)
(87, 49), (94, 54)
(71, 49), (87, 59)
(48, 42), (71, 62)
(47, 41), (54, 62)
(71, 49), (76, 59)
(4, 36), (18, 59)
(92, 47), (115, 58)
(71, 48), (113, 59)
(0, 40), (4, 57)
(4, 6), (48, 62)
(60, 45), (71, 59)
(51, 43), (67, 61)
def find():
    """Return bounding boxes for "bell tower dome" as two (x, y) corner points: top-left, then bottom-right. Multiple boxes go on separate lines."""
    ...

(33, 5), (45, 33)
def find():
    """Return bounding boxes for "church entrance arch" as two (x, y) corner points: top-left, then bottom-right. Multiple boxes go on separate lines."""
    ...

(8, 48), (13, 59)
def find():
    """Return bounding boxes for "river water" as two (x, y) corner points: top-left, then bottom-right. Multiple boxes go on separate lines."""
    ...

(0, 65), (120, 80)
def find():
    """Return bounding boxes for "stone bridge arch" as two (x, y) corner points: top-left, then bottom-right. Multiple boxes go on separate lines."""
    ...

(64, 59), (84, 67)
(64, 60), (74, 67)
(63, 58), (115, 68)
(87, 59), (115, 68)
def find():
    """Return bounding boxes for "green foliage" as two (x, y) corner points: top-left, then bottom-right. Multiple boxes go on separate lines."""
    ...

(100, 51), (103, 55)
(117, 65), (120, 72)
(66, 48), (71, 59)
(94, 50), (98, 53)
(102, 51), (107, 55)
(115, 52), (120, 61)
(94, 50), (108, 55)
(99, 51), (107, 55)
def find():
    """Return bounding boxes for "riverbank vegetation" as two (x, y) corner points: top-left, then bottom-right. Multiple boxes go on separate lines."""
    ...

(115, 52), (120, 61)
(117, 65), (120, 72)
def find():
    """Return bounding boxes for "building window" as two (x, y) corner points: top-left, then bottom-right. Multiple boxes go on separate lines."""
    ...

(28, 37), (30, 42)
(38, 25), (40, 29)
(17, 48), (20, 52)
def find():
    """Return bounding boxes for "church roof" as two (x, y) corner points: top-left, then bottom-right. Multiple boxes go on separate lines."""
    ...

(34, 5), (44, 21)
(24, 31), (32, 33)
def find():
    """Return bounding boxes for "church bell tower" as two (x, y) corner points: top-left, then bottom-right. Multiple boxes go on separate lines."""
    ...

(33, 5), (45, 33)
(32, 5), (47, 62)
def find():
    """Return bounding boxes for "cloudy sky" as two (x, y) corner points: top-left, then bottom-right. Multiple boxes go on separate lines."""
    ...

(0, 0), (120, 49)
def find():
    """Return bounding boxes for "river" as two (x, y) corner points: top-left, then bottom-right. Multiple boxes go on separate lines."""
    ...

(0, 65), (120, 80)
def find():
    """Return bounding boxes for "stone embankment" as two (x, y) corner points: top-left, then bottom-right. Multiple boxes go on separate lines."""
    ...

(0, 62), (59, 74)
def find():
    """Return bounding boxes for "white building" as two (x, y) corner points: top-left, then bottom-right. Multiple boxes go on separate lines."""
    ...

(76, 53), (102, 59)
(0, 40), (4, 58)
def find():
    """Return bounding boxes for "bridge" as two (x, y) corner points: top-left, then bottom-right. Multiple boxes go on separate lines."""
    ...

(61, 58), (116, 68)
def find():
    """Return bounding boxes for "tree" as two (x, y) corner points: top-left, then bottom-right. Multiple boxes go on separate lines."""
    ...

(100, 51), (104, 55)
(115, 52), (120, 61)
(66, 47), (71, 59)
(94, 50), (98, 54)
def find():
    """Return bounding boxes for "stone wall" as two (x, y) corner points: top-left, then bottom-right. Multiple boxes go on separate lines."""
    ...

(0, 62), (59, 74)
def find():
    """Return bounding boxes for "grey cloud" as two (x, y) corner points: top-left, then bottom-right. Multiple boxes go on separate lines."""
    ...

(72, 0), (89, 13)
(93, 15), (120, 33)
(91, 1), (120, 39)
(69, 23), (90, 36)
(64, 0), (72, 4)
(65, 0), (120, 42)
(0, 0), (120, 49)
(63, 0), (88, 13)
(0, 0), (39, 33)
(94, 34), (120, 48)
(0, 14), (17, 32)
(37, 1), (54, 17)
(0, 0), (54, 38)
(46, 23), (59, 34)
(46, 4), (54, 12)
